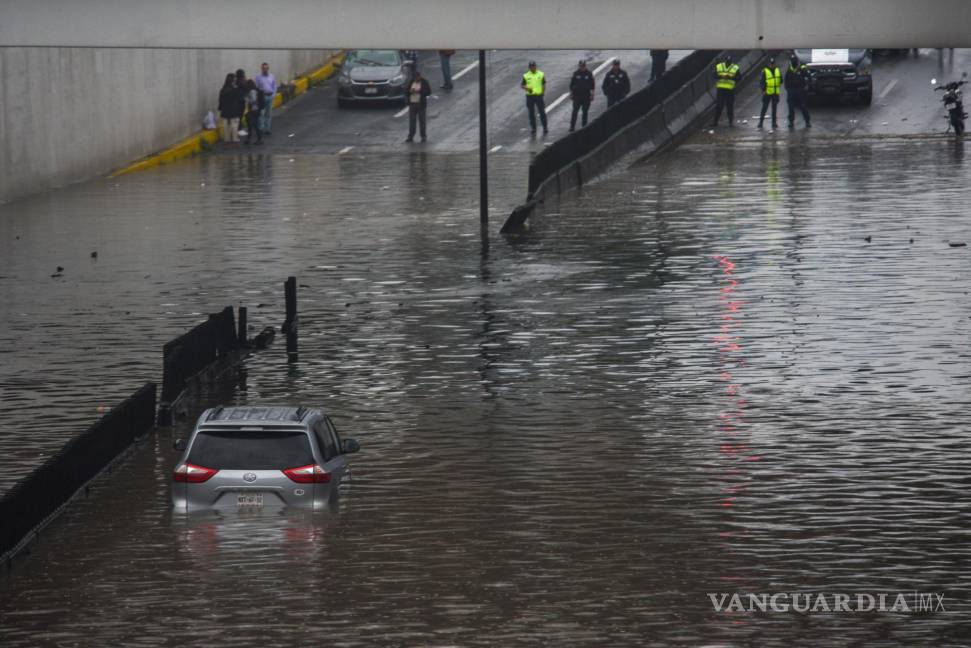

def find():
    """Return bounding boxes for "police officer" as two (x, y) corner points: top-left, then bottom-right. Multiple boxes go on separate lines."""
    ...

(758, 58), (782, 129)
(521, 60), (548, 135)
(712, 54), (740, 127)
(785, 54), (812, 128)
(569, 59), (595, 131)
(602, 58), (631, 108)
(650, 49), (669, 82)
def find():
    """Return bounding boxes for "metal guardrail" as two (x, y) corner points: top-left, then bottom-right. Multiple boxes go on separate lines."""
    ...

(0, 383), (157, 561)
(528, 50), (720, 199)
(502, 50), (768, 232)
(160, 306), (238, 405)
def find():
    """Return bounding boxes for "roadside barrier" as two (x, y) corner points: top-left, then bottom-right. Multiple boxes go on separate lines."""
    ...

(0, 383), (156, 562)
(502, 49), (765, 232)
(1, 285), (290, 564)
(158, 306), (239, 423)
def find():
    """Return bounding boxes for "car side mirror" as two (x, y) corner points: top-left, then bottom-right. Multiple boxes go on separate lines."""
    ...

(343, 438), (360, 454)
(173, 438), (187, 452)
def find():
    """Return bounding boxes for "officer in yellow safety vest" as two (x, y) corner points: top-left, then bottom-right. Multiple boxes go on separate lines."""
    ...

(712, 54), (741, 127)
(521, 60), (548, 135)
(758, 58), (782, 129)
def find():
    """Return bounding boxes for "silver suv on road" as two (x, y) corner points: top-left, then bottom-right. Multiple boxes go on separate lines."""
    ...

(172, 406), (360, 511)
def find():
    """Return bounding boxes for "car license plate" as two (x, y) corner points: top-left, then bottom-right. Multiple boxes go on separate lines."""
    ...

(237, 493), (263, 507)
(364, 87), (378, 95)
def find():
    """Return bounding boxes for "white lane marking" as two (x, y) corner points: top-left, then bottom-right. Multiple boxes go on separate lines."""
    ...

(394, 105), (409, 118)
(591, 57), (616, 76)
(547, 57), (617, 114)
(452, 60), (479, 81)
(338, 146), (354, 154)
(489, 145), (503, 153)
(547, 92), (572, 112)
(878, 79), (898, 100)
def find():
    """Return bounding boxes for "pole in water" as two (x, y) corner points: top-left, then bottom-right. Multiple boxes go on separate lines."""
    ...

(237, 306), (248, 347)
(283, 277), (297, 333)
(282, 276), (298, 360)
(479, 49), (488, 229)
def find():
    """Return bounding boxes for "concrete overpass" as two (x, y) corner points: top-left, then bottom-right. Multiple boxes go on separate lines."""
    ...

(2, 0), (971, 49)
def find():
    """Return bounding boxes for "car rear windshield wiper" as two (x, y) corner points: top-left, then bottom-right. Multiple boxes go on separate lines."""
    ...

(355, 58), (383, 66)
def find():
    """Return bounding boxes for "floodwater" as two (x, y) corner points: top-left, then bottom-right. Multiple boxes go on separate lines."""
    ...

(2, 135), (971, 646)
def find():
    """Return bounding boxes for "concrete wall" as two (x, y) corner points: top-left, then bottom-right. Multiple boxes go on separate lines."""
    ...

(0, 47), (338, 204)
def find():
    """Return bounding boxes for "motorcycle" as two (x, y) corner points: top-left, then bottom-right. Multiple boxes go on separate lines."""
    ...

(932, 73), (968, 136)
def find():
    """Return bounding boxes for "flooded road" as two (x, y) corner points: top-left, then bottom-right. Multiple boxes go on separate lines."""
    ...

(2, 50), (971, 646)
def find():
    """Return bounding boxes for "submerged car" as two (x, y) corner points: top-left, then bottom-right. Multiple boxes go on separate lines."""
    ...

(172, 406), (360, 511)
(793, 48), (873, 105)
(337, 49), (413, 107)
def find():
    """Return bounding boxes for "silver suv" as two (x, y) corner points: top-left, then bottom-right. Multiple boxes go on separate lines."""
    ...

(171, 406), (360, 511)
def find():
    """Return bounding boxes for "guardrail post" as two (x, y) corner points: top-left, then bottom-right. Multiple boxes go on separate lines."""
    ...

(238, 306), (248, 347)
(282, 276), (298, 360)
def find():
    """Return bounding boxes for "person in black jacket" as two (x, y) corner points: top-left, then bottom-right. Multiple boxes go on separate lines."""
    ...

(784, 54), (812, 128)
(217, 73), (242, 143)
(234, 69), (249, 137)
(602, 59), (631, 108)
(569, 60), (595, 131)
(243, 79), (264, 145)
(650, 49), (669, 82)
(405, 69), (432, 142)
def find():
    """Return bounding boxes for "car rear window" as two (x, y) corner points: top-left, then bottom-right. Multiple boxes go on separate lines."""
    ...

(188, 430), (313, 470)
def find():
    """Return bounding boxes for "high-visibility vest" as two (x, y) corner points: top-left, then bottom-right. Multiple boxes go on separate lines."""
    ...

(523, 70), (545, 96)
(763, 66), (781, 95)
(716, 62), (740, 91)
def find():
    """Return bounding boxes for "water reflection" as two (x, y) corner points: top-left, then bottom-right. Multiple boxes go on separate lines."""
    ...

(173, 509), (335, 570)
(1, 139), (970, 646)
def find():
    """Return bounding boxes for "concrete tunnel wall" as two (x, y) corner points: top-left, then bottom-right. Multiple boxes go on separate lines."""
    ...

(0, 47), (339, 205)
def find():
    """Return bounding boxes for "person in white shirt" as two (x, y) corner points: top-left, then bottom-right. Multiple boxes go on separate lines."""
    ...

(254, 62), (278, 135)
(405, 70), (432, 142)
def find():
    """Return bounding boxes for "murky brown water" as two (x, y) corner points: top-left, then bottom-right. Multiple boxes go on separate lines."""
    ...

(2, 136), (971, 645)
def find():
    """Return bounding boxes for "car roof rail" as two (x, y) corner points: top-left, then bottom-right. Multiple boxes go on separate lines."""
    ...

(207, 406), (224, 421)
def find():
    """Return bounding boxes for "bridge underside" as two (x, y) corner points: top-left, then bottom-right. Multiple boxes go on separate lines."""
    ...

(2, 0), (971, 49)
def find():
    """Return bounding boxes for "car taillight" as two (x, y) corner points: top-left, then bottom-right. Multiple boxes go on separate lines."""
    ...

(173, 463), (218, 483)
(282, 464), (331, 483)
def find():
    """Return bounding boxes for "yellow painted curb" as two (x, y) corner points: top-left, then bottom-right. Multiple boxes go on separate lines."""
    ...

(109, 51), (344, 179)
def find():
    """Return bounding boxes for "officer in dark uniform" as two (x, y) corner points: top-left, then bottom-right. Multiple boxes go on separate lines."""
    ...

(650, 49), (669, 82)
(569, 59), (595, 131)
(602, 58), (631, 108)
(784, 54), (812, 128)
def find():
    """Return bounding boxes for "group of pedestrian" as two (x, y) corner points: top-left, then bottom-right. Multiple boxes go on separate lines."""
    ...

(712, 53), (811, 129)
(525, 57), (641, 136)
(217, 62), (278, 145)
(405, 51), (666, 142)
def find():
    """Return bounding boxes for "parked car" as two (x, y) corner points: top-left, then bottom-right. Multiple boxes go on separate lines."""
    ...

(337, 49), (413, 107)
(172, 406), (360, 511)
(793, 48), (873, 105)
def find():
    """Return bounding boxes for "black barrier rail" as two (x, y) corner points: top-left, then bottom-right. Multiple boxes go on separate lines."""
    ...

(160, 306), (238, 405)
(526, 50), (720, 200)
(0, 383), (156, 560)
(500, 49), (765, 233)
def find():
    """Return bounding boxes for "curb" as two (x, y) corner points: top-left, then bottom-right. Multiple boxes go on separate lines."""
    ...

(108, 50), (344, 178)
